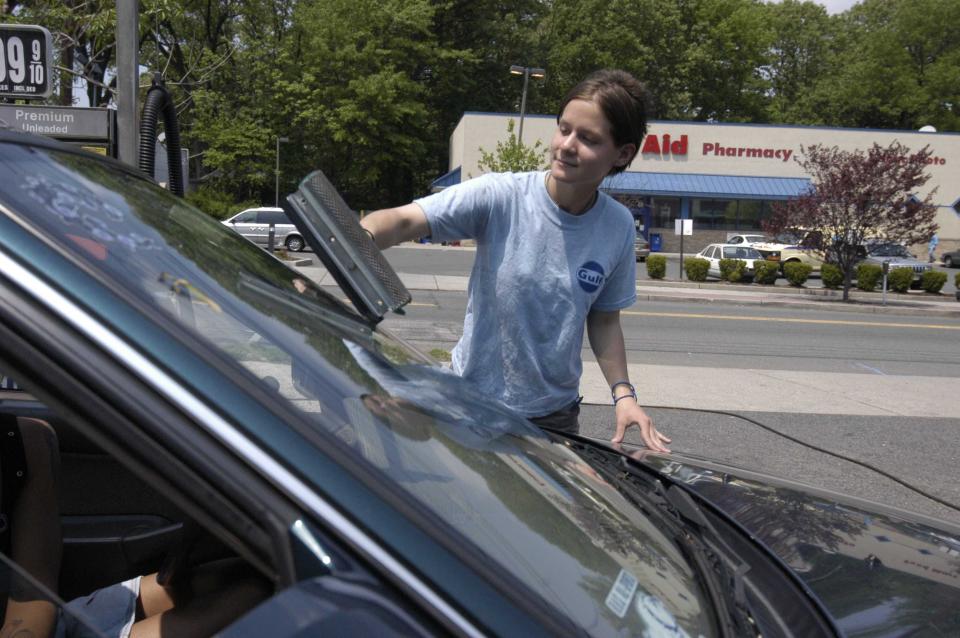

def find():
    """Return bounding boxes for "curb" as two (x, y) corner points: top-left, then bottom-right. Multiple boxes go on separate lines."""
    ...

(636, 290), (960, 317)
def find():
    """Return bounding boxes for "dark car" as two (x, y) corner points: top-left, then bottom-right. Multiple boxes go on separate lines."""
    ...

(941, 248), (960, 268)
(1, 131), (959, 636)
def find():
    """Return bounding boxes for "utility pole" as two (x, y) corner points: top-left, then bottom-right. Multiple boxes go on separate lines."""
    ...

(116, 0), (138, 166)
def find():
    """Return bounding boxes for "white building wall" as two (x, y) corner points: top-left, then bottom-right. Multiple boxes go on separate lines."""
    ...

(449, 113), (960, 245)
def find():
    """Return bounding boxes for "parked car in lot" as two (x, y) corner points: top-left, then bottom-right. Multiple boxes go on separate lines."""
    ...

(223, 206), (306, 252)
(2, 131), (959, 636)
(695, 243), (765, 280)
(725, 233), (769, 247)
(858, 242), (932, 287)
(941, 247), (960, 268)
(634, 233), (650, 261)
(751, 230), (826, 273)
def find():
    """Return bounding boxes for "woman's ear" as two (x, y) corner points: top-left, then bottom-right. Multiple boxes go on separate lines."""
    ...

(615, 143), (638, 168)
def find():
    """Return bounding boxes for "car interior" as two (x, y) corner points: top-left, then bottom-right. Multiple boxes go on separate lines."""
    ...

(0, 380), (276, 636)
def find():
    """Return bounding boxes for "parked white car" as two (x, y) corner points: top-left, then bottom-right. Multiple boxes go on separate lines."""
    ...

(725, 233), (769, 247)
(222, 207), (306, 252)
(696, 243), (766, 280)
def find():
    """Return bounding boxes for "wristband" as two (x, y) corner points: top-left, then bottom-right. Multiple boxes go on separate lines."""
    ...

(613, 393), (637, 405)
(610, 380), (634, 399)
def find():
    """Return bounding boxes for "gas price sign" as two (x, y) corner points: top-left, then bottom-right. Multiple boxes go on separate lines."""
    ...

(0, 25), (53, 99)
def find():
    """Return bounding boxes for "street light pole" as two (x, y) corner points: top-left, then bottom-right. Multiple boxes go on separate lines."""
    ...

(509, 65), (545, 144)
(275, 136), (289, 207)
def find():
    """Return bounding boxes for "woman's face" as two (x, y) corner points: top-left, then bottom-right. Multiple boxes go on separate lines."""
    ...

(550, 98), (635, 188)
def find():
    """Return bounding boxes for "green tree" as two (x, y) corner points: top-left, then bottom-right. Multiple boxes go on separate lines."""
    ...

(476, 119), (548, 173)
(540, 0), (688, 118)
(765, 142), (939, 301)
(808, 0), (960, 130)
(762, 0), (836, 124)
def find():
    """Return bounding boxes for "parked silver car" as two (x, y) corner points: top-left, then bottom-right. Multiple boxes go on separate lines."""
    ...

(222, 207), (306, 252)
(859, 242), (932, 287)
(634, 233), (650, 261)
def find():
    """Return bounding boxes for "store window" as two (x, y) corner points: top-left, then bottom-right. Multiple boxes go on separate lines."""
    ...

(692, 199), (736, 230)
(650, 197), (680, 228)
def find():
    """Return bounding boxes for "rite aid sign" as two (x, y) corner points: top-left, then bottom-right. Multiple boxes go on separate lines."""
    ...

(640, 131), (946, 165)
(0, 24), (53, 98)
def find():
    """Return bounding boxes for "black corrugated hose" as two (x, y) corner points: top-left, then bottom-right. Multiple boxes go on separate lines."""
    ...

(138, 74), (184, 197)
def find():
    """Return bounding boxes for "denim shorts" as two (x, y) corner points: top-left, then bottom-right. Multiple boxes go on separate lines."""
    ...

(56, 576), (141, 638)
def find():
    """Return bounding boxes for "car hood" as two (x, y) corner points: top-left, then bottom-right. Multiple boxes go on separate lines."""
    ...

(626, 449), (960, 636)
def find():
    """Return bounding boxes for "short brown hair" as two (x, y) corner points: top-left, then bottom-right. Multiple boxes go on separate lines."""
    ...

(558, 69), (649, 174)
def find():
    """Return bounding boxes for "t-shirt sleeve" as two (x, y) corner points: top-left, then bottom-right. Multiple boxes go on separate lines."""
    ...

(414, 173), (502, 243)
(591, 223), (637, 312)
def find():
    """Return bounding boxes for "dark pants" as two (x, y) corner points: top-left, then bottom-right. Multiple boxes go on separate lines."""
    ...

(529, 398), (581, 435)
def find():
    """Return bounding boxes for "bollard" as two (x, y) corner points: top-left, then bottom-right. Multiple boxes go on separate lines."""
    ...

(268, 223), (276, 252)
(881, 260), (889, 305)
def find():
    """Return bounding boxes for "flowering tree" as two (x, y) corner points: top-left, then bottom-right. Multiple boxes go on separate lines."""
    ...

(477, 119), (549, 174)
(765, 142), (938, 301)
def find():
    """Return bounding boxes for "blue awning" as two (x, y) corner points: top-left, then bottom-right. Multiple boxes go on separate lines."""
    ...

(602, 171), (811, 200)
(430, 166), (461, 192)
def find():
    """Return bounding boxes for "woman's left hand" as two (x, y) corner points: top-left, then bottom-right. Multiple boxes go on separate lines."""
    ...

(611, 400), (671, 452)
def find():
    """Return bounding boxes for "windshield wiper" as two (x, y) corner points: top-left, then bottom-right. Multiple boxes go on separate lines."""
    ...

(566, 442), (838, 637)
(564, 444), (754, 635)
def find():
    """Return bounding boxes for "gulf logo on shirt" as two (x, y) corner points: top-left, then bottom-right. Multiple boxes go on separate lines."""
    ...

(577, 261), (605, 293)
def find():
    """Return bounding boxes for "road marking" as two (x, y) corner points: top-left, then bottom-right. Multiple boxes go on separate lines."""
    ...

(621, 310), (960, 331)
(853, 362), (888, 375)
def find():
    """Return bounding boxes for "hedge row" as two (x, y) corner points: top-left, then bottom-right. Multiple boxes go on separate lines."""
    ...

(643, 257), (951, 294)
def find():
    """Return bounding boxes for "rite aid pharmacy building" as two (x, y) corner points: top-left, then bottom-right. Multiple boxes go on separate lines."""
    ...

(433, 113), (960, 254)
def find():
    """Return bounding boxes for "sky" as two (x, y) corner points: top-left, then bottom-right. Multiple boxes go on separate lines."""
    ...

(815, 0), (859, 14)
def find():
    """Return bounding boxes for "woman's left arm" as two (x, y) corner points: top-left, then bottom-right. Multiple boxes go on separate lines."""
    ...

(586, 310), (671, 452)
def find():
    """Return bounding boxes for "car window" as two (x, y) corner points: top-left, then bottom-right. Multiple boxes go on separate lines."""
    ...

(0, 145), (716, 637)
(728, 236), (742, 244)
(257, 210), (289, 225)
(233, 210), (257, 223)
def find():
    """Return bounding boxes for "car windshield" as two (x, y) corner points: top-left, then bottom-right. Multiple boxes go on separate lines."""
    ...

(868, 243), (911, 258)
(773, 232), (800, 244)
(722, 247), (762, 259)
(0, 142), (715, 637)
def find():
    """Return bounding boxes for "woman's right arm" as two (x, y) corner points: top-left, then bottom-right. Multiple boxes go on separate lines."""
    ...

(360, 203), (430, 250)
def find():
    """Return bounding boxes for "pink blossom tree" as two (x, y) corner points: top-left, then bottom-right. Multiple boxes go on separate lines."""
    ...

(765, 142), (939, 301)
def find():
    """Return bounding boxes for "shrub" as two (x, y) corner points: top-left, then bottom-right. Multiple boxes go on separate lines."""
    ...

(186, 187), (258, 220)
(783, 261), (813, 287)
(719, 258), (747, 282)
(955, 272), (960, 289)
(753, 260), (779, 285)
(886, 267), (914, 293)
(820, 263), (843, 289)
(920, 270), (948, 293)
(856, 263), (882, 291)
(684, 257), (709, 282)
(646, 254), (667, 279)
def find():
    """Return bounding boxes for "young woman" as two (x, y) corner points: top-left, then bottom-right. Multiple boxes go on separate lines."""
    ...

(362, 69), (671, 452)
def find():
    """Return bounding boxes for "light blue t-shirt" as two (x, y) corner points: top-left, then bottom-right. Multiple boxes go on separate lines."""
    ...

(415, 171), (637, 417)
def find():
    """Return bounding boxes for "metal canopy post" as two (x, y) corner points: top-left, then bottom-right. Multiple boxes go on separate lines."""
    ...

(116, 0), (138, 166)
